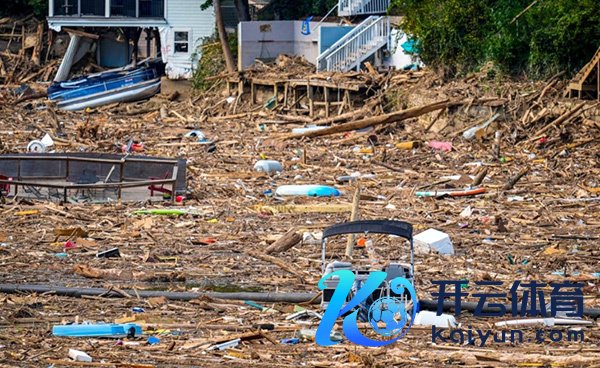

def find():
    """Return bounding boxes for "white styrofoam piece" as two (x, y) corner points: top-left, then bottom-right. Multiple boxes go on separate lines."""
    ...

(414, 228), (454, 255)
(68, 349), (92, 362)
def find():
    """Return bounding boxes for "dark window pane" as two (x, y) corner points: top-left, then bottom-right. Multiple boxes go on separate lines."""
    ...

(111, 0), (136, 17)
(174, 32), (188, 42)
(81, 0), (106, 16)
(139, 0), (164, 17)
(55, 0), (78, 15)
(175, 43), (189, 53)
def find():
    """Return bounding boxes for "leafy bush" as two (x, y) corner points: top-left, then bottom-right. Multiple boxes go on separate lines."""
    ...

(192, 33), (238, 91)
(1, 0), (47, 17)
(392, 0), (600, 78)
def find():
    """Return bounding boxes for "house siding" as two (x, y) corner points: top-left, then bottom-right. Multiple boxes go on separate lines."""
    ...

(162, 0), (216, 79)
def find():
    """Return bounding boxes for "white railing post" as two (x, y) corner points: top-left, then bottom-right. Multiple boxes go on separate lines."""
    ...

(105, 0), (110, 17)
(49, 0), (55, 16)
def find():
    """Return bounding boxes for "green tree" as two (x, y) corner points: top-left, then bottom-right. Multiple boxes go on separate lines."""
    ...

(0, 0), (47, 17)
(393, 0), (600, 78)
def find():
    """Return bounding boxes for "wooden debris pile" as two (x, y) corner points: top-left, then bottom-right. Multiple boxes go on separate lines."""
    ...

(0, 62), (598, 367)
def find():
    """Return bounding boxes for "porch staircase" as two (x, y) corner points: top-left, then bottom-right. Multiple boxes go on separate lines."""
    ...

(316, 15), (390, 72)
(567, 47), (600, 100)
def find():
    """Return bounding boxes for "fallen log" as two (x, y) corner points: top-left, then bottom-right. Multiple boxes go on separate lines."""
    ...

(264, 228), (302, 255)
(288, 98), (504, 139)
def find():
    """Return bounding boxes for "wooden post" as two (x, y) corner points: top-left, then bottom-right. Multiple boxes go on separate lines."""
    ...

(251, 80), (255, 104)
(493, 131), (501, 160)
(308, 84), (314, 117)
(597, 62), (599, 101)
(324, 86), (330, 118)
(345, 185), (361, 258)
(118, 161), (124, 201)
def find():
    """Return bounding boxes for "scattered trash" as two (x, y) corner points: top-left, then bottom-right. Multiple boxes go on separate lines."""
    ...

(27, 141), (46, 153)
(297, 329), (342, 342)
(396, 141), (417, 150)
(459, 206), (473, 218)
(184, 130), (209, 143)
(68, 349), (92, 362)
(462, 113), (500, 139)
(414, 228), (454, 255)
(132, 307), (145, 313)
(52, 323), (142, 338)
(416, 187), (485, 198)
(414, 311), (457, 327)
(121, 140), (144, 153)
(96, 248), (121, 258)
(280, 337), (300, 345)
(427, 141), (453, 152)
(27, 133), (54, 153)
(254, 160), (283, 173)
(147, 336), (160, 345)
(302, 231), (322, 245)
(286, 309), (322, 323)
(291, 125), (328, 135)
(275, 185), (340, 197)
(244, 300), (277, 313)
(207, 338), (241, 351)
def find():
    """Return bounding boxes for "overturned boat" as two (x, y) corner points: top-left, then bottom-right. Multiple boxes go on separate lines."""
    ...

(48, 66), (161, 111)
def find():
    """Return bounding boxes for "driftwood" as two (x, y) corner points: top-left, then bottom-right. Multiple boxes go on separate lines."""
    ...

(504, 167), (529, 190)
(264, 228), (301, 255)
(472, 167), (488, 186)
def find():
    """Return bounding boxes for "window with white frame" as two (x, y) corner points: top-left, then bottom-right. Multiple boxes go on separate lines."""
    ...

(174, 31), (190, 54)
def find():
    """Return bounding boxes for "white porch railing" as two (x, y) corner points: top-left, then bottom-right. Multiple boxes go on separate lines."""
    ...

(317, 16), (389, 72)
(338, 0), (390, 16)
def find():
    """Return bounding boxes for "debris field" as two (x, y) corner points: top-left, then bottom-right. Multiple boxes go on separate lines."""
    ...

(0, 56), (599, 367)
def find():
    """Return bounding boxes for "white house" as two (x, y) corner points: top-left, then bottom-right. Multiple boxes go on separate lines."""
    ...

(47, 0), (217, 80)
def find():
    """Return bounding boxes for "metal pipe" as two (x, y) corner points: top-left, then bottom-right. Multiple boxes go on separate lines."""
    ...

(0, 284), (316, 304)
(0, 284), (598, 318)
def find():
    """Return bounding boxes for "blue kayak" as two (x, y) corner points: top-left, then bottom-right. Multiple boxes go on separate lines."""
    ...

(48, 67), (161, 111)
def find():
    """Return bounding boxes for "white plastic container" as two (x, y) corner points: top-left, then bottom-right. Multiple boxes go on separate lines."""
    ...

(254, 160), (283, 173)
(414, 228), (454, 255)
